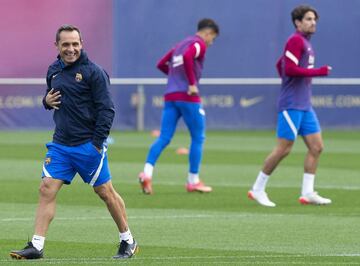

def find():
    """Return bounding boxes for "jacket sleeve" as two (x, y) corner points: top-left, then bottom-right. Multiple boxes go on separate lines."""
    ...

(283, 36), (329, 77)
(90, 66), (115, 149)
(43, 69), (54, 110)
(157, 48), (174, 75)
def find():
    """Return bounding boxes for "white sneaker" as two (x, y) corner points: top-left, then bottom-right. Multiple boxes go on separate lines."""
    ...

(299, 191), (332, 205)
(248, 190), (276, 207)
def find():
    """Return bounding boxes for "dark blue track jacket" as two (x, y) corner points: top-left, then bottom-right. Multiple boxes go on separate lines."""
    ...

(44, 50), (115, 149)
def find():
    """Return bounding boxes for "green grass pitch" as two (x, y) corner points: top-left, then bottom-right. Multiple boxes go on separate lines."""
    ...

(0, 130), (359, 265)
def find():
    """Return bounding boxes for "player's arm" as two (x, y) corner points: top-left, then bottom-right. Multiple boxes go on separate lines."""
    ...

(90, 67), (115, 150)
(183, 41), (206, 95)
(157, 48), (174, 75)
(284, 36), (330, 77)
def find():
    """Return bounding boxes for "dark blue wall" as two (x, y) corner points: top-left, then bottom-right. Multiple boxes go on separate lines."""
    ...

(113, 0), (360, 78)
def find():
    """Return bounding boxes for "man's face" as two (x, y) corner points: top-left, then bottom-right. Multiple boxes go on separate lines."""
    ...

(203, 29), (218, 47)
(296, 11), (317, 35)
(55, 30), (82, 65)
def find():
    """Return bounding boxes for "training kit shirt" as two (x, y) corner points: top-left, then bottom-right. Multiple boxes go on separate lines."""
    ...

(44, 50), (115, 149)
(277, 31), (329, 111)
(157, 35), (207, 103)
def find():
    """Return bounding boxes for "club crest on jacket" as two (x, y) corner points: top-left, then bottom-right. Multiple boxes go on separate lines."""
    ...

(75, 73), (83, 82)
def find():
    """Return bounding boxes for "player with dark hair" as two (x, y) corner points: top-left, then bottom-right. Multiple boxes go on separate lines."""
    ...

(248, 6), (332, 207)
(10, 24), (138, 259)
(138, 18), (219, 194)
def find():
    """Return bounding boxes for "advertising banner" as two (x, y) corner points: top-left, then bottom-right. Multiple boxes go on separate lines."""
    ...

(1, 84), (360, 130)
(139, 85), (360, 130)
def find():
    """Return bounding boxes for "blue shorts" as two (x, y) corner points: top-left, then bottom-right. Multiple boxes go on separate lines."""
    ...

(42, 141), (111, 187)
(277, 109), (321, 141)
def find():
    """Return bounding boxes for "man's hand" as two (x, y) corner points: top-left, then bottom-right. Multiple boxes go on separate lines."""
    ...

(46, 88), (61, 110)
(324, 65), (332, 76)
(94, 145), (103, 154)
(187, 85), (199, 95)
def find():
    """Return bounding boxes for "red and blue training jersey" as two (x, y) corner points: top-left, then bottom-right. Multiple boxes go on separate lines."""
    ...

(277, 31), (329, 111)
(157, 35), (207, 103)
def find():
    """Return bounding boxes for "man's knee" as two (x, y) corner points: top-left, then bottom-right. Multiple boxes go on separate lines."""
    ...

(309, 143), (324, 156)
(191, 132), (205, 144)
(95, 186), (109, 201)
(94, 183), (116, 203)
(158, 135), (172, 147)
(39, 182), (49, 197)
(276, 144), (293, 158)
(160, 136), (172, 146)
(283, 146), (292, 157)
(39, 178), (60, 199)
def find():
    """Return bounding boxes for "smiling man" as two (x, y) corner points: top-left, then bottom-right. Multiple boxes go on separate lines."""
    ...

(10, 25), (138, 260)
(248, 6), (332, 207)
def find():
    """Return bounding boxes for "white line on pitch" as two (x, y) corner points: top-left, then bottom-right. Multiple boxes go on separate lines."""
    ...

(1, 253), (360, 264)
(0, 213), (259, 222)
(2, 211), (360, 223)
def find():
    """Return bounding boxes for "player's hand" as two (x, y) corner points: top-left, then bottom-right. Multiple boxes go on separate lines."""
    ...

(187, 85), (199, 95)
(93, 145), (103, 154)
(325, 65), (332, 75)
(46, 88), (61, 110)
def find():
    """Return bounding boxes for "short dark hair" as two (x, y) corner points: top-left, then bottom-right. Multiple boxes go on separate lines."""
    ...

(55, 24), (82, 43)
(197, 18), (219, 35)
(291, 5), (319, 27)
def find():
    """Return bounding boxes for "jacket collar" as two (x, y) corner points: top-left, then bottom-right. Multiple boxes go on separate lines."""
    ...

(57, 49), (88, 69)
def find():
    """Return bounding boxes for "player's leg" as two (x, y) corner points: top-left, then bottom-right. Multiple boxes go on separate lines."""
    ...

(303, 132), (323, 174)
(179, 102), (211, 192)
(34, 177), (64, 239)
(248, 138), (294, 207)
(74, 142), (138, 259)
(93, 181), (138, 259)
(139, 101), (180, 194)
(262, 138), (294, 175)
(298, 110), (331, 205)
(94, 181), (129, 232)
(10, 142), (74, 260)
(9, 178), (63, 260)
(249, 110), (301, 207)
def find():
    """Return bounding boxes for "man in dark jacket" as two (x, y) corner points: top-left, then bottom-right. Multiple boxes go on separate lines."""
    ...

(10, 25), (138, 260)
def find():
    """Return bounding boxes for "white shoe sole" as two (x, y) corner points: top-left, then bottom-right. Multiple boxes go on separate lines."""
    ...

(248, 191), (276, 207)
